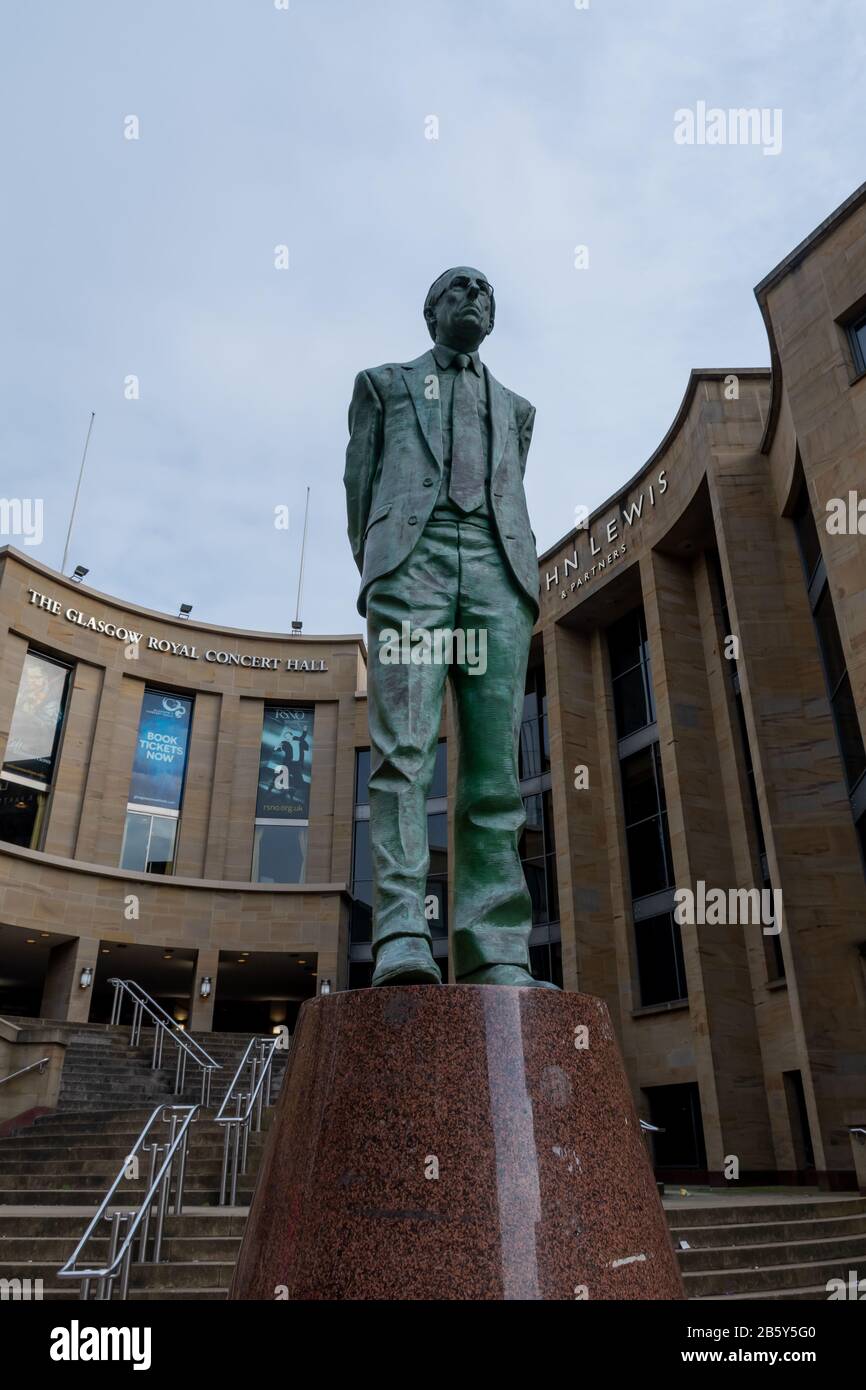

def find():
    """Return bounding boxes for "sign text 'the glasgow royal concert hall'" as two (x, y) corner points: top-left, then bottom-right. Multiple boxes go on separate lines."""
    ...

(25, 589), (328, 671)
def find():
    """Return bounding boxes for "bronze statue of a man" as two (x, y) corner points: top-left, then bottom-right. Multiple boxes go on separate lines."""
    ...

(344, 267), (557, 989)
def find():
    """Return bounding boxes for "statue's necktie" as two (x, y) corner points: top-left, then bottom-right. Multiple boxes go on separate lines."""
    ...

(448, 354), (485, 514)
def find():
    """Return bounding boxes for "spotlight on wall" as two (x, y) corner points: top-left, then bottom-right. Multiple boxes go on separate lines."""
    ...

(199, 976), (212, 999)
(79, 967), (93, 989)
(72, 565), (89, 583)
(291, 620), (303, 635)
(178, 603), (193, 619)
(319, 979), (332, 995)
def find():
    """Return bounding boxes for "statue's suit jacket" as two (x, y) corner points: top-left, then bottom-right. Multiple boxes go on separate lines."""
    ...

(344, 348), (540, 619)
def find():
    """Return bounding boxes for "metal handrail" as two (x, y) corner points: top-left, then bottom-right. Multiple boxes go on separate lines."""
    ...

(0, 1057), (49, 1088)
(57, 1102), (198, 1300)
(108, 978), (221, 1105)
(214, 1035), (285, 1206)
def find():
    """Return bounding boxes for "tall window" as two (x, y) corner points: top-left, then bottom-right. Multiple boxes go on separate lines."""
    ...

(120, 689), (193, 875)
(793, 485), (866, 867)
(519, 665), (561, 986)
(519, 666), (550, 779)
(607, 608), (687, 1008)
(0, 651), (71, 849)
(846, 310), (866, 375)
(252, 706), (314, 884)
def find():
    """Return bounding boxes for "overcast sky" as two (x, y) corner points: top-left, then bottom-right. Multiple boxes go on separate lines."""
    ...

(1, 0), (863, 636)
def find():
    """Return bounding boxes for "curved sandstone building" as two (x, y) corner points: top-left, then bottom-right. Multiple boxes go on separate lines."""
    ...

(2, 183), (866, 1189)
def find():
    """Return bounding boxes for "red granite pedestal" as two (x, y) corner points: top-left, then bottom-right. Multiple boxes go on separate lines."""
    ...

(230, 986), (684, 1300)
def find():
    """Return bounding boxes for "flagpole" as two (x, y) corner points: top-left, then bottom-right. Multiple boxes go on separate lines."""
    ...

(61, 411), (95, 575)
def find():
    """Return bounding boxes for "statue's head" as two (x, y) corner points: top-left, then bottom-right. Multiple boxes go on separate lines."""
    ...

(423, 266), (495, 351)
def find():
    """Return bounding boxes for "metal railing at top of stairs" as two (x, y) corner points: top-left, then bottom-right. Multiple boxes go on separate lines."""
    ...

(214, 1034), (288, 1206)
(0, 1057), (49, 1088)
(108, 978), (221, 1106)
(57, 1102), (198, 1301)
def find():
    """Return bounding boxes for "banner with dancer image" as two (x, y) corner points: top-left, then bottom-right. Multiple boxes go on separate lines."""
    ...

(255, 706), (315, 819)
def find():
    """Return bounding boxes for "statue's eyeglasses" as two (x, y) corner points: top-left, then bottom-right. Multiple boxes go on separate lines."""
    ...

(447, 275), (493, 299)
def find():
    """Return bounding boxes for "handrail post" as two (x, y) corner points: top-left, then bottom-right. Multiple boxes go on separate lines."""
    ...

(151, 1145), (170, 1264)
(173, 1126), (190, 1216)
(138, 1142), (160, 1262)
(99, 1214), (123, 1300)
(229, 1091), (243, 1206)
(119, 1223), (134, 1301)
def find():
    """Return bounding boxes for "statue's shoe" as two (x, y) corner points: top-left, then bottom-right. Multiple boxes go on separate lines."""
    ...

(372, 937), (442, 987)
(458, 964), (560, 990)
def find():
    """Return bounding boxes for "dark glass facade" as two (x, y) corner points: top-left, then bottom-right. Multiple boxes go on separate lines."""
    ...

(607, 608), (687, 1008)
(793, 484), (866, 870)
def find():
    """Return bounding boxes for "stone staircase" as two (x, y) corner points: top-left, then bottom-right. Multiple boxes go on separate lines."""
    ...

(669, 1195), (866, 1299)
(0, 1023), (287, 1299)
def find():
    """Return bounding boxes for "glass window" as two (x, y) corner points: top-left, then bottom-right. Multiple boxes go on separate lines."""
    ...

(424, 876), (448, 938)
(2, 652), (70, 788)
(607, 609), (644, 679)
(621, 746), (673, 899)
(427, 811), (447, 876)
(0, 778), (48, 849)
(530, 941), (563, 988)
(352, 818), (372, 883)
(608, 608), (655, 737)
(613, 665), (652, 738)
(251, 823), (308, 884)
(635, 912), (688, 1007)
(520, 666), (550, 780)
(355, 748), (370, 805)
(429, 741), (448, 799)
(121, 810), (179, 876)
(813, 587), (848, 695)
(849, 314), (866, 374)
(831, 673), (866, 791)
(793, 488), (823, 587)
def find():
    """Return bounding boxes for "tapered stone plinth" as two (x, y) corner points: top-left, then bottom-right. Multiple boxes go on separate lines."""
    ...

(230, 986), (684, 1300)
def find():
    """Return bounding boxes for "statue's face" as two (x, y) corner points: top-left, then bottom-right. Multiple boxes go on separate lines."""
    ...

(431, 267), (493, 351)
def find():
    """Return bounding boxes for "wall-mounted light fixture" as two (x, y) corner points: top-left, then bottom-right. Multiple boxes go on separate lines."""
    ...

(178, 603), (193, 619)
(79, 967), (93, 989)
(319, 979), (332, 995)
(199, 976), (212, 999)
(72, 565), (89, 583)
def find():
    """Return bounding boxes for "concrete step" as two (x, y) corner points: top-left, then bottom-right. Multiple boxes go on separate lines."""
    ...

(0, 1233), (242, 1262)
(0, 1259), (237, 1289)
(672, 1212), (866, 1248)
(0, 1189), (252, 1206)
(0, 1211), (248, 1237)
(683, 1252), (866, 1298)
(678, 1230), (866, 1273)
(667, 1197), (866, 1227)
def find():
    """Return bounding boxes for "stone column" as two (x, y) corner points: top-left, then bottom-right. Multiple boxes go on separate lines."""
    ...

(710, 461), (866, 1184)
(641, 547), (775, 1180)
(41, 935), (100, 1024)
